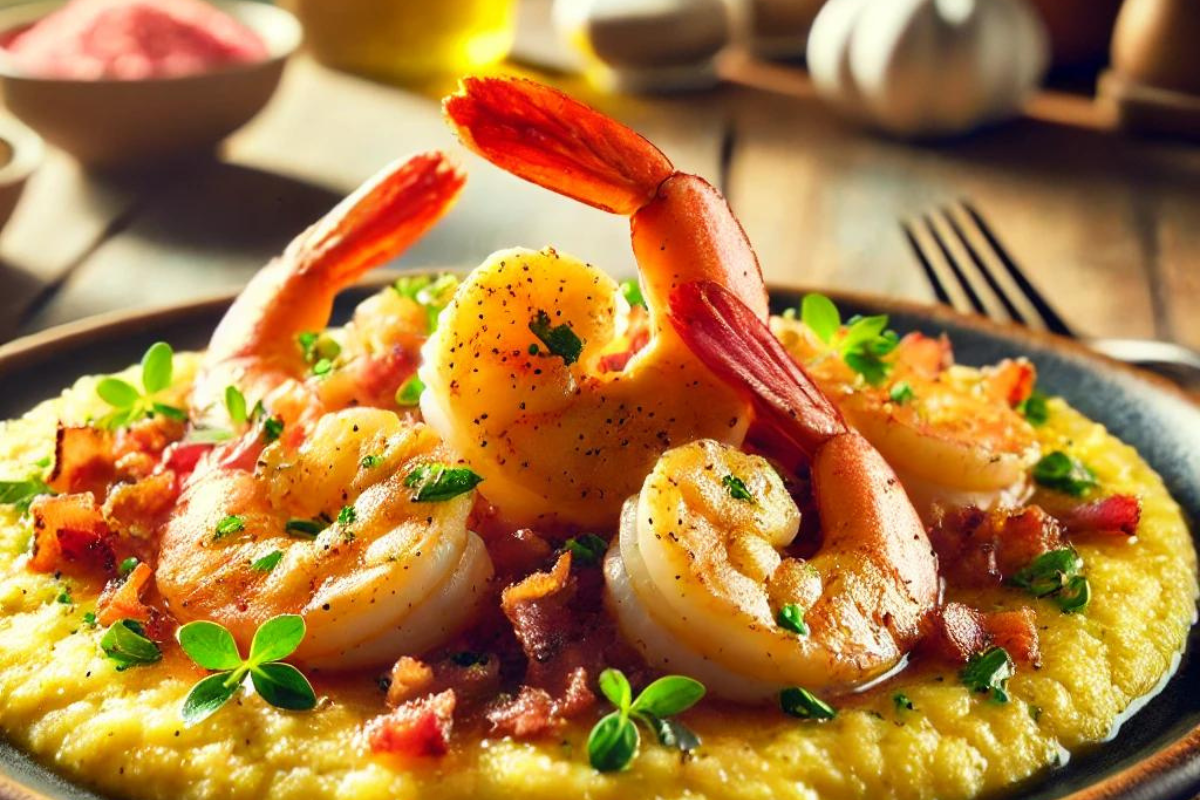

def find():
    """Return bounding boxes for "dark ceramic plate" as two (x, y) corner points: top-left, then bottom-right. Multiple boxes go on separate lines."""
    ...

(1, 279), (1198, 800)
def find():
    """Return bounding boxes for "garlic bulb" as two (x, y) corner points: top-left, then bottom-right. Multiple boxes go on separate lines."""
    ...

(808, 0), (1050, 137)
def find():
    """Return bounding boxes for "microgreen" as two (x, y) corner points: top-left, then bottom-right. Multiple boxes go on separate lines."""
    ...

(780, 686), (837, 720)
(961, 646), (1014, 702)
(395, 375), (425, 407)
(563, 534), (609, 567)
(225, 385), (248, 424)
(529, 310), (584, 366)
(360, 454), (382, 469)
(776, 604), (808, 636)
(393, 273), (459, 333)
(404, 463), (483, 503)
(101, 619), (162, 671)
(620, 278), (646, 309)
(722, 474), (754, 503)
(1009, 548), (1091, 614)
(250, 551), (283, 572)
(893, 692), (914, 712)
(337, 505), (356, 526)
(0, 477), (54, 514)
(889, 382), (915, 405)
(1033, 452), (1097, 497)
(96, 342), (187, 429)
(587, 668), (705, 772)
(214, 515), (245, 540)
(800, 294), (900, 385)
(1016, 390), (1049, 426)
(178, 614), (316, 725)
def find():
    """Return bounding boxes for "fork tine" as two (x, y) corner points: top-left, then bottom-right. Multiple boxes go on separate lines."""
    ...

(941, 206), (1028, 324)
(921, 212), (990, 316)
(959, 200), (1076, 337)
(901, 220), (953, 306)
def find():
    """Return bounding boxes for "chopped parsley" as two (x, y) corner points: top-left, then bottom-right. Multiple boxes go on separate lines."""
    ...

(404, 464), (483, 503)
(393, 273), (458, 333)
(95, 342), (187, 429)
(337, 505), (357, 526)
(776, 604), (809, 636)
(722, 474), (754, 503)
(251, 551), (283, 572)
(214, 515), (245, 540)
(1009, 548), (1091, 614)
(960, 646), (1014, 702)
(563, 534), (609, 567)
(620, 278), (646, 308)
(82, 611), (97, 628)
(889, 381), (915, 405)
(298, 331), (341, 376)
(101, 619), (162, 671)
(285, 518), (326, 539)
(118, 557), (140, 576)
(262, 416), (285, 444)
(178, 615), (316, 724)
(529, 310), (583, 366)
(588, 669), (704, 772)
(395, 375), (425, 407)
(1017, 389), (1049, 426)
(893, 692), (914, 712)
(1033, 452), (1098, 497)
(360, 454), (382, 469)
(780, 686), (837, 720)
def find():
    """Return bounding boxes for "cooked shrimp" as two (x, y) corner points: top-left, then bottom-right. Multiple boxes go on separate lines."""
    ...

(192, 151), (466, 432)
(420, 77), (768, 527)
(774, 316), (1040, 516)
(604, 282), (939, 700)
(157, 407), (493, 669)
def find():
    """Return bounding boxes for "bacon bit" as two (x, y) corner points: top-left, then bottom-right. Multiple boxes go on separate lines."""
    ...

(161, 441), (214, 478)
(212, 429), (265, 472)
(929, 505), (1066, 588)
(895, 332), (953, 378)
(922, 602), (1040, 666)
(28, 493), (113, 574)
(113, 417), (187, 480)
(48, 425), (115, 496)
(483, 526), (554, 579)
(501, 552), (574, 664)
(386, 657), (435, 706)
(486, 686), (555, 737)
(1056, 495), (1141, 537)
(96, 562), (153, 625)
(102, 472), (178, 539)
(980, 358), (1037, 407)
(367, 690), (456, 757)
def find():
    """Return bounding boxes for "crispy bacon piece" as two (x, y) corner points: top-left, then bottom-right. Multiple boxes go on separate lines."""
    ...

(501, 552), (575, 664)
(28, 493), (114, 574)
(102, 472), (178, 539)
(96, 562), (153, 625)
(480, 525), (554, 580)
(486, 686), (555, 738)
(161, 441), (213, 478)
(929, 505), (1067, 588)
(367, 690), (457, 757)
(1056, 495), (1142, 537)
(922, 602), (1040, 666)
(48, 426), (115, 496)
(385, 653), (502, 709)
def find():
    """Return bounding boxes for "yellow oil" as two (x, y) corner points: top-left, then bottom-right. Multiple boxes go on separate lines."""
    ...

(288, 0), (517, 84)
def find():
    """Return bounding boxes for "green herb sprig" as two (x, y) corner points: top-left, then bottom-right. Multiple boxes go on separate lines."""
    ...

(96, 342), (186, 429)
(776, 604), (809, 636)
(529, 310), (584, 366)
(1033, 452), (1098, 497)
(404, 463), (483, 502)
(798, 294), (900, 385)
(587, 669), (704, 772)
(721, 473), (754, 503)
(1009, 548), (1091, 613)
(178, 614), (316, 725)
(101, 619), (162, 671)
(960, 646), (1014, 703)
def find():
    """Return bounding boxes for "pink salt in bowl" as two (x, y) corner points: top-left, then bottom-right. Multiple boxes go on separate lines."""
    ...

(0, 0), (301, 169)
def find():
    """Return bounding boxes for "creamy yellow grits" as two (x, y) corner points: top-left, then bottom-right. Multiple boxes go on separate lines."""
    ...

(0, 354), (1194, 800)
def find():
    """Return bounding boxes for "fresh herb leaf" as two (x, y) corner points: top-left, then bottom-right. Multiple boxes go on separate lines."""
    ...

(262, 416), (285, 444)
(780, 686), (837, 720)
(721, 474), (754, 503)
(311, 358), (334, 378)
(178, 620), (243, 671)
(1010, 549), (1092, 614)
(152, 402), (188, 421)
(893, 692), (914, 712)
(337, 505), (357, 526)
(598, 668), (633, 711)
(298, 332), (340, 368)
(248, 614), (305, 665)
(395, 375), (425, 407)
(96, 343), (185, 430)
(1017, 390), (1049, 426)
(214, 515), (245, 540)
(360, 454), (382, 469)
(404, 464), (483, 502)
(777, 604), (808, 636)
(141, 342), (174, 394)
(284, 518), (325, 538)
(620, 279), (646, 309)
(97, 377), (141, 408)
(638, 713), (700, 752)
(630, 675), (705, 718)
(251, 551), (283, 572)
(250, 662), (317, 710)
(801, 294), (841, 344)
(588, 712), (639, 772)
(960, 646), (1014, 703)
(0, 477), (53, 513)
(564, 534), (609, 567)
(225, 386), (248, 424)
(118, 557), (140, 576)
(889, 382), (915, 405)
(181, 670), (243, 725)
(57, 589), (72, 604)
(82, 611), (97, 628)
(1057, 575), (1091, 613)
(1033, 452), (1097, 497)
(101, 619), (162, 671)
(186, 428), (234, 444)
(529, 310), (583, 366)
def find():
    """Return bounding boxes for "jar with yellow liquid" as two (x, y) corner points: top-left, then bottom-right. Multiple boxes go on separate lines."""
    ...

(287, 0), (517, 84)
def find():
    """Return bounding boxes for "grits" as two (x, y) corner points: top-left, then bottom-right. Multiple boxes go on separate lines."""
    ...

(0, 352), (1194, 800)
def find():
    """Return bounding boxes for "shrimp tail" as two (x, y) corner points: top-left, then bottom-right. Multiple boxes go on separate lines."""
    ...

(443, 76), (673, 215)
(669, 280), (845, 458)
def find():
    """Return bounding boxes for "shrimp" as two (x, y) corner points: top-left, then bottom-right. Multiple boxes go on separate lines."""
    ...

(773, 316), (1040, 517)
(603, 281), (939, 700)
(157, 408), (493, 669)
(421, 77), (768, 527)
(192, 151), (466, 432)
(157, 156), (493, 668)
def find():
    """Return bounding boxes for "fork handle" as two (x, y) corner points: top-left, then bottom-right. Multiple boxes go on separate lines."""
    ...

(1084, 337), (1200, 390)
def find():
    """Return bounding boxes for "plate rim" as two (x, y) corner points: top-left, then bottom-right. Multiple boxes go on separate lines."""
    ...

(0, 277), (1197, 800)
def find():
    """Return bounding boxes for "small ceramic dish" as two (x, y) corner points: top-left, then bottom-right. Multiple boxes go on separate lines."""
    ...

(0, 0), (301, 169)
(0, 114), (41, 235)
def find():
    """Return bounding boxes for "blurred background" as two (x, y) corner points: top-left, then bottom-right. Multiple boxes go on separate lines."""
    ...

(0, 0), (1195, 380)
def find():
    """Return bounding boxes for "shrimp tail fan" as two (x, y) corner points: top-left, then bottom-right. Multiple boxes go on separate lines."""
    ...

(669, 281), (847, 460)
(443, 76), (673, 215)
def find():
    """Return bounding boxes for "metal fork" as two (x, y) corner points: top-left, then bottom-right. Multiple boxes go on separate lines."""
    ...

(901, 201), (1200, 388)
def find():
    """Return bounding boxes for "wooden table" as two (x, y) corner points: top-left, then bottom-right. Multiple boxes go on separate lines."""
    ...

(1, 8), (1198, 353)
